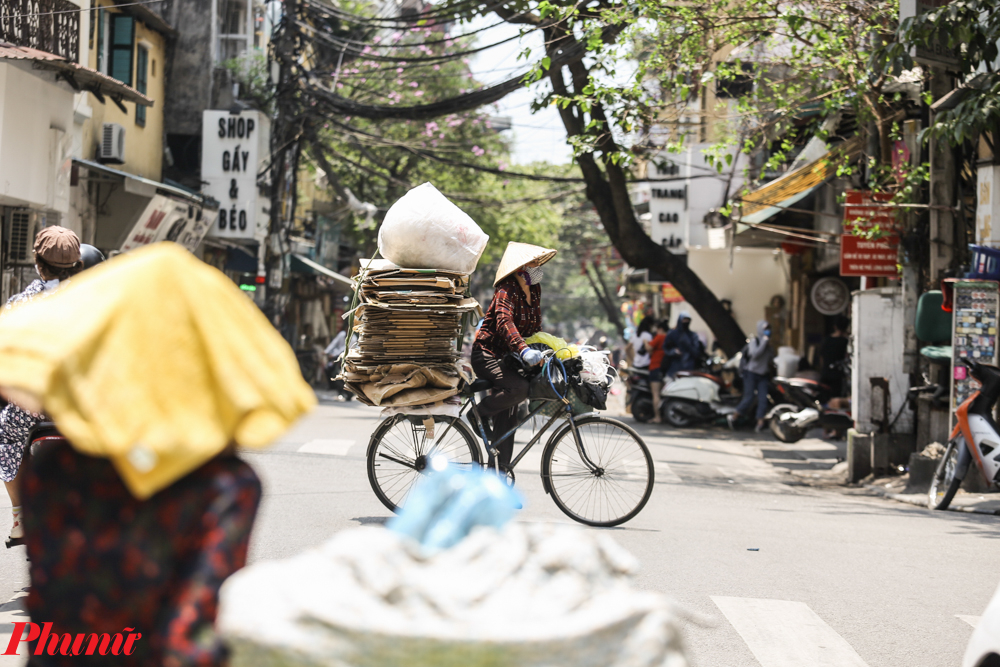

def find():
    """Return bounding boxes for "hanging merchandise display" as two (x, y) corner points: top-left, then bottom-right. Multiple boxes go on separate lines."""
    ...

(950, 281), (1000, 416)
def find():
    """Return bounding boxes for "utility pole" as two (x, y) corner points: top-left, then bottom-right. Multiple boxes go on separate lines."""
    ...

(265, 0), (300, 326)
(927, 70), (957, 283)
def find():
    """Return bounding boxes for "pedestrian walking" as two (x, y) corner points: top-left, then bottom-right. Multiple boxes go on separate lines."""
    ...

(1, 226), (81, 547)
(647, 320), (670, 424)
(0, 243), (315, 665)
(626, 316), (655, 370)
(728, 320), (775, 432)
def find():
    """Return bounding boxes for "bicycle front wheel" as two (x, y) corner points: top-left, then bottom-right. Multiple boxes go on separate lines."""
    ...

(541, 416), (654, 527)
(367, 414), (482, 513)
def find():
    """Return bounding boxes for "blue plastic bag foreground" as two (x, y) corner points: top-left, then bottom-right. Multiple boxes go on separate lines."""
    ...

(388, 457), (522, 551)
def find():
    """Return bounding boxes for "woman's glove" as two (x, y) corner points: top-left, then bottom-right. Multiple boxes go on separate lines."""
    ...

(521, 348), (543, 366)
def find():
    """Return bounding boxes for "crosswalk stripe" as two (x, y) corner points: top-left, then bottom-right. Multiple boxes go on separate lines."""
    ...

(711, 596), (870, 667)
(957, 615), (981, 628)
(658, 461), (683, 483)
(297, 439), (356, 456)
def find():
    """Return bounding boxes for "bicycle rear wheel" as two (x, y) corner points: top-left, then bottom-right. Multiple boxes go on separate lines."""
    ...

(367, 414), (482, 513)
(541, 416), (654, 527)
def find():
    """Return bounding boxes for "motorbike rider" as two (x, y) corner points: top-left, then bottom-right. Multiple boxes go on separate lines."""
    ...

(728, 320), (775, 432)
(663, 311), (703, 378)
(471, 242), (556, 470)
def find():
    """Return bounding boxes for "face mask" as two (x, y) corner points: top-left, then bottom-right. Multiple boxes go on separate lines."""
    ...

(525, 266), (544, 285)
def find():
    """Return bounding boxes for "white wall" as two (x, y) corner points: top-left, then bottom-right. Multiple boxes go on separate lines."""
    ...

(669, 246), (789, 348)
(0, 63), (74, 213)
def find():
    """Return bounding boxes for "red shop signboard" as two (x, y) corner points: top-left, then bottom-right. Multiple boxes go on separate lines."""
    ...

(839, 190), (900, 278)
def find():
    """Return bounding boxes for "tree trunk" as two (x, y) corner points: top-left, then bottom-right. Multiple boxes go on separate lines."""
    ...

(581, 262), (626, 336)
(543, 32), (747, 355)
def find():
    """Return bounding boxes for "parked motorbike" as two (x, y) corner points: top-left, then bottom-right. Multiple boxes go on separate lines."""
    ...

(929, 357), (1000, 510)
(766, 376), (852, 443)
(628, 355), (743, 427)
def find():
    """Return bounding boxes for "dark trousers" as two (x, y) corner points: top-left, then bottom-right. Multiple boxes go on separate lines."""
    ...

(736, 371), (770, 421)
(471, 346), (529, 468)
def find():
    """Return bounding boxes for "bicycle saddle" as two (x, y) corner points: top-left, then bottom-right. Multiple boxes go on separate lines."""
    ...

(468, 378), (494, 393)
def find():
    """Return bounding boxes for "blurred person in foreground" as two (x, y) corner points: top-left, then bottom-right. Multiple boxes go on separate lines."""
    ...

(1, 226), (81, 547)
(0, 243), (315, 665)
(471, 242), (556, 470)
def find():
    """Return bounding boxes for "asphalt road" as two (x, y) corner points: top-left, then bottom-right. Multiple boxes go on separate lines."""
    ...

(2, 396), (997, 666)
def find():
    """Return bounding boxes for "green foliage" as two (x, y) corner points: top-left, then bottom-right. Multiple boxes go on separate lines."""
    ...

(887, 0), (1000, 147)
(223, 53), (275, 115)
(304, 18), (569, 259)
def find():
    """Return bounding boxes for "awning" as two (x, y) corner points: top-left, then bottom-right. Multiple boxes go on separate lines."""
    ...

(734, 135), (863, 225)
(0, 44), (152, 108)
(290, 254), (354, 288)
(74, 159), (213, 206)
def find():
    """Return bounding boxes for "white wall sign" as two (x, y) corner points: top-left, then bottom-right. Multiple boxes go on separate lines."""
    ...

(976, 164), (1000, 248)
(649, 179), (688, 255)
(121, 194), (214, 252)
(202, 110), (271, 240)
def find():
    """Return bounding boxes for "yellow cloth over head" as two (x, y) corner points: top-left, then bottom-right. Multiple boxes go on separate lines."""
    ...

(0, 242), (316, 499)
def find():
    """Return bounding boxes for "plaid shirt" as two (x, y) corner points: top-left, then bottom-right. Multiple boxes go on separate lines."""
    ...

(475, 276), (542, 357)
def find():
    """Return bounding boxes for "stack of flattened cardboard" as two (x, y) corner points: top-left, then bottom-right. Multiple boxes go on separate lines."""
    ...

(343, 260), (481, 407)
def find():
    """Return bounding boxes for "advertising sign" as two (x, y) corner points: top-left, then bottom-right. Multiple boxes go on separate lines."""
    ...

(202, 110), (271, 240)
(839, 190), (899, 278)
(121, 194), (214, 253)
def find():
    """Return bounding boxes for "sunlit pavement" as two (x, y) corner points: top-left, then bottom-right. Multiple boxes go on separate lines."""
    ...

(1, 396), (995, 666)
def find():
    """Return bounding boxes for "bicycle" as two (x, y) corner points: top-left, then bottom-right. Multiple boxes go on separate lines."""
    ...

(366, 351), (655, 527)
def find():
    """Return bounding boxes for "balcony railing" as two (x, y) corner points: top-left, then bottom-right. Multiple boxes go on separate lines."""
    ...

(0, 0), (80, 63)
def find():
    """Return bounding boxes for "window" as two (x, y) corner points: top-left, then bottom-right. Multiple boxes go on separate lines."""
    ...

(218, 0), (250, 62)
(110, 15), (134, 85)
(95, 8), (109, 74)
(136, 46), (148, 126)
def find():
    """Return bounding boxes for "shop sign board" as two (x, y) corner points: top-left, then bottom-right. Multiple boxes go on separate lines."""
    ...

(839, 190), (900, 277)
(202, 110), (271, 240)
(121, 194), (215, 253)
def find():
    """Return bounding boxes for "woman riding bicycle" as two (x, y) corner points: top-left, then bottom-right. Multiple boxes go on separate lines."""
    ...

(470, 242), (556, 469)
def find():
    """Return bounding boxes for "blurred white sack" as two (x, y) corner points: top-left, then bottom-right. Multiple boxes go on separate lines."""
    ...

(218, 523), (689, 667)
(377, 182), (489, 274)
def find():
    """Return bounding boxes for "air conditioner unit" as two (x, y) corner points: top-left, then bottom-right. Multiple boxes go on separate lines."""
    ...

(7, 209), (42, 265)
(99, 123), (126, 164)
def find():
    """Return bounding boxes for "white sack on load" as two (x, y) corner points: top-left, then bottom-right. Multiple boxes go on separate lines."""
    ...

(218, 523), (689, 667)
(377, 182), (489, 274)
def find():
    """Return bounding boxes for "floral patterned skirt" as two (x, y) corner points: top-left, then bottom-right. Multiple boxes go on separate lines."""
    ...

(0, 403), (42, 482)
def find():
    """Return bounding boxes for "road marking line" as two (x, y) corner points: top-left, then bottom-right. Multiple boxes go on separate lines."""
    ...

(711, 596), (870, 667)
(297, 439), (356, 456)
(658, 461), (683, 483)
(956, 615), (980, 628)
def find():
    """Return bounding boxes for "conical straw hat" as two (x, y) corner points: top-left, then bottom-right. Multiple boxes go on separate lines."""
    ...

(494, 242), (557, 285)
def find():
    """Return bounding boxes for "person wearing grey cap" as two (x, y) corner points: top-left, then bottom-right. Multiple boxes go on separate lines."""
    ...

(1, 226), (81, 548)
